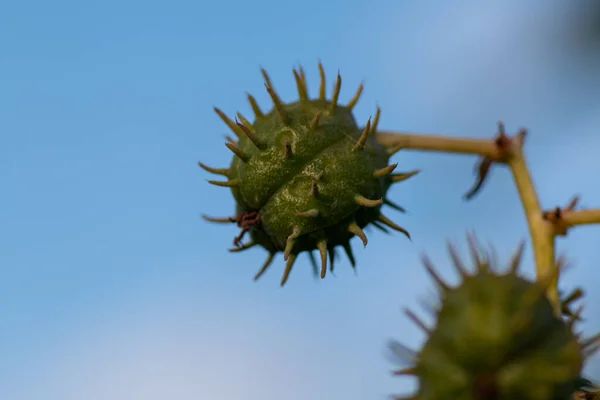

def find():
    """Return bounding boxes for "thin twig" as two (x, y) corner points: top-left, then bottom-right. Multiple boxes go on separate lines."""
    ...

(377, 131), (500, 158)
(562, 209), (600, 227)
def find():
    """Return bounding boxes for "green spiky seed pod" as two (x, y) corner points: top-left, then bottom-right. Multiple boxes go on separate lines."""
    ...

(201, 63), (416, 285)
(390, 236), (589, 400)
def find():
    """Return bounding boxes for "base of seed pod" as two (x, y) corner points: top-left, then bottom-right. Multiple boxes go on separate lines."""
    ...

(201, 63), (416, 285)
(389, 235), (586, 400)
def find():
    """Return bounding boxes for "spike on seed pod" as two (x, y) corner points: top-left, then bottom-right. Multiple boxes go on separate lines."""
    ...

(390, 236), (586, 400)
(246, 93), (264, 119)
(347, 82), (364, 111)
(371, 106), (381, 134)
(373, 163), (398, 178)
(208, 178), (240, 188)
(328, 247), (337, 273)
(353, 118), (371, 151)
(330, 71), (342, 113)
(225, 142), (250, 163)
(224, 134), (237, 145)
(214, 107), (244, 139)
(293, 68), (309, 102)
(198, 162), (230, 177)
(235, 119), (266, 150)
(390, 170), (420, 183)
(384, 198), (406, 213)
(371, 221), (389, 234)
(236, 112), (253, 131)
(310, 111), (322, 130)
(201, 63), (414, 285)
(318, 62), (327, 101)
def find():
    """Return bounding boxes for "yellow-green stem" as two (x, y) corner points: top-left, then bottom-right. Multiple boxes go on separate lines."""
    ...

(508, 151), (559, 314)
(562, 209), (600, 227)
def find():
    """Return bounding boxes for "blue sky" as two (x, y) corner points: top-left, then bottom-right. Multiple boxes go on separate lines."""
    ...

(1, 1), (599, 399)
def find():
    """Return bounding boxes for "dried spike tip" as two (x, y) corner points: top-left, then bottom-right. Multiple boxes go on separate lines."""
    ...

(208, 178), (240, 188)
(373, 163), (398, 178)
(254, 253), (275, 281)
(280, 252), (298, 286)
(348, 221), (368, 247)
(246, 93), (264, 119)
(353, 118), (372, 151)
(422, 255), (450, 291)
(329, 71), (342, 113)
(235, 119), (267, 150)
(390, 170), (420, 183)
(214, 107), (245, 138)
(198, 162), (230, 177)
(310, 111), (322, 130)
(317, 238), (328, 279)
(202, 214), (236, 223)
(370, 107), (381, 134)
(225, 142), (250, 162)
(236, 112), (254, 131)
(318, 61), (326, 100)
(265, 83), (290, 125)
(355, 194), (383, 207)
(377, 214), (411, 240)
(260, 67), (274, 89)
(293, 68), (309, 102)
(228, 241), (256, 253)
(347, 82), (364, 111)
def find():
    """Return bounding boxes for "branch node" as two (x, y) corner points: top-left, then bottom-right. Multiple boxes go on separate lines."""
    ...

(542, 196), (581, 236)
(464, 122), (527, 200)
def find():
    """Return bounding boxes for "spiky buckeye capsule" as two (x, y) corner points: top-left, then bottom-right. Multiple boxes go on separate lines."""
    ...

(201, 63), (416, 285)
(389, 236), (594, 400)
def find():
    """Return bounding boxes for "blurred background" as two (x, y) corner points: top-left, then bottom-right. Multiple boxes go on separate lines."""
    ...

(1, 0), (599, 399)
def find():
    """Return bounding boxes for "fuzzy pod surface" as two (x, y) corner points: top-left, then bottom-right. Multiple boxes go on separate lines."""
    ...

(390, 238), (588, 400)
(201, 63), (416, 285)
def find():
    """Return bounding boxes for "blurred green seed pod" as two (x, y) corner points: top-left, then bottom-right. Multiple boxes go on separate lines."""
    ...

(201, 63), (416, 285)
(389, 235), (598, 400)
